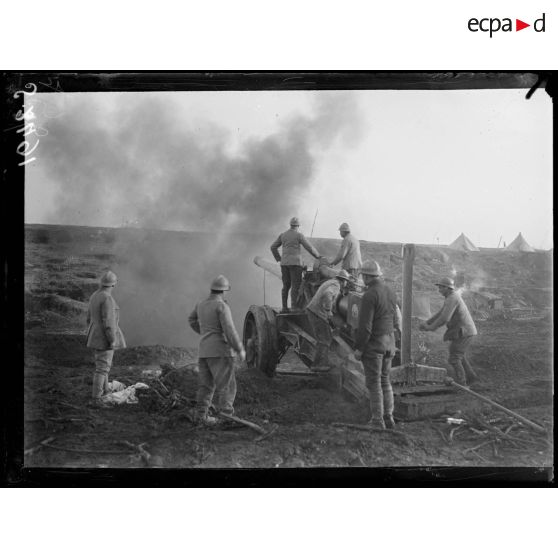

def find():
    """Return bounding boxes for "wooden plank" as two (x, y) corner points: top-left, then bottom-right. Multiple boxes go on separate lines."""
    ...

(390, 364), (447, 385)
(341, 367), (369, 402)
(393, 384), (453, 395)
(331, 334), (354, 357)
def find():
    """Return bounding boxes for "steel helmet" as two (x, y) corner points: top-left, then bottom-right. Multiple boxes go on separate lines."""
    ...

(360, 260), (382, 277)
(434, 277), (455, 289)
(290, 217), (300, 227)
(335, 269), (352, 281)
(100, 270), (118, 287)
(210, 274), (231, 291)
(338, 222), (350, 233)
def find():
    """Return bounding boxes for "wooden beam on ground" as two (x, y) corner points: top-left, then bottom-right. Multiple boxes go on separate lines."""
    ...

(447, 379), (547, 434)
(216, 412), (267, 435)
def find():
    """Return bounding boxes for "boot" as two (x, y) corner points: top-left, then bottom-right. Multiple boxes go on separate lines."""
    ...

(447, 363), (466, 385)
(195, 408), (218, 426)
(91, 372), (105, 400)
(281, 291), (289, 314)
(463, 358), (479, 385)
(368, 418), (386, 430)
(384, 414), (396, 429)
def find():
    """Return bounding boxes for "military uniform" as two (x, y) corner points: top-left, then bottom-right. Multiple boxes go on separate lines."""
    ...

(305, 278), (342, 368)
(86, 287), (126, 398)
(271, 227), (320, 309)
(330, 232), (362, 278)
(189, 293), (244, 415)
(424, 290), (478, 384)
(354, 277), (398, 425)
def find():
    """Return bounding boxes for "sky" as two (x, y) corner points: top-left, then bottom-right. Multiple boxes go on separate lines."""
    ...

(25, 87), (553, 249)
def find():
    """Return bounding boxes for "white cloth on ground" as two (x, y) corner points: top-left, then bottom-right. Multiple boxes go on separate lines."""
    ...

(101, 382), (149, 404)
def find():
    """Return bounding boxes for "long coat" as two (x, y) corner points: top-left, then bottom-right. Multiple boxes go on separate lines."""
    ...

(354, 277), (398, 355)
(188, 293), (243, 357)
(425, 291), (477, 341)
(86, 289), (126, 350)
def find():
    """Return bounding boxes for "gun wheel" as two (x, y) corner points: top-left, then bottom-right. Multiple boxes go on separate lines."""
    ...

(243, 305), (279, 377)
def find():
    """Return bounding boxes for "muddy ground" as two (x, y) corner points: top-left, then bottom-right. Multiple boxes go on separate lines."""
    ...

(23, 225), (553, 469)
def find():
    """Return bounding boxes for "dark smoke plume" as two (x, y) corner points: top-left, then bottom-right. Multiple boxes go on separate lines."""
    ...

(36, 92), (363, 347)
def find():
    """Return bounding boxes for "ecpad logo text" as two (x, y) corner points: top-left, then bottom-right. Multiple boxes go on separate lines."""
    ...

(468, 13), (545, 37)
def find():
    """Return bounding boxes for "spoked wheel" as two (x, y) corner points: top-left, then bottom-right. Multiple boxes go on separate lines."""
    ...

(243, 305), (279, 377)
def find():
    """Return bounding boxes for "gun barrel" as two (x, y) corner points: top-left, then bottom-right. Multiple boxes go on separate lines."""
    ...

(253, 256), (282, 280)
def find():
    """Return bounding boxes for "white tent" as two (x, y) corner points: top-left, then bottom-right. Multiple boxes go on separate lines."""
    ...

(448, 233), (479, 252)
(504, 233), (535, 252)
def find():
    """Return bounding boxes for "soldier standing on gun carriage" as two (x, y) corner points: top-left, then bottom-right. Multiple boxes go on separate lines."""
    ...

(270, 217), (321, 312)
(327, 222), (362, 280)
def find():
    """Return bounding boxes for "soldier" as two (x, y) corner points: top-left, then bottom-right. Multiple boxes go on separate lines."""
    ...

(328, 222), (362, 279)
(305, 269), (354, 371)
(419, 277), (478, 385)
(188, 274), (246, 425)
(353, 261), (399, 429)
(86, 270), (126, 406)
(271, 217), (321, 312)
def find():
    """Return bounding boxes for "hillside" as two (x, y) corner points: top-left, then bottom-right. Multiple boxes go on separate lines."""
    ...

(23, 224), (553, 469)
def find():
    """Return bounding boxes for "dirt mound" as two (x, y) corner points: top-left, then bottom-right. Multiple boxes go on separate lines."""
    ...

(25, 331), (90, 366)
(25, 293), (88, 316)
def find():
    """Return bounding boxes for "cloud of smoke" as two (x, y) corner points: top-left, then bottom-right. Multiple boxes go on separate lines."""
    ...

(36, 91), (364, 347)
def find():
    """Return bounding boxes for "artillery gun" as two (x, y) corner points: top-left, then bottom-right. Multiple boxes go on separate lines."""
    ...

(244, 255), (388, 377)
(244, 245), (458, 418)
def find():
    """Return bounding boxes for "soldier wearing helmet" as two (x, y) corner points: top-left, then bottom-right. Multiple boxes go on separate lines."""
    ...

(328, 222), (362, 279)
(305, 269), (355, 371)
(188, 274), (246, 425)
(86, 270), (126, 405)
(419, 277), (478, 385)
(353, 260), (400, 430)
(270, 217), (321, 312)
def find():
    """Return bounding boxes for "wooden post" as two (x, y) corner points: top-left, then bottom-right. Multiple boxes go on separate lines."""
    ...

(401, 244), (415, 365)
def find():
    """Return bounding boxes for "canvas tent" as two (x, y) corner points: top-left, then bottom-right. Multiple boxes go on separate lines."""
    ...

(448, 233), (479, 252)
(504, 233), (535, 252)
